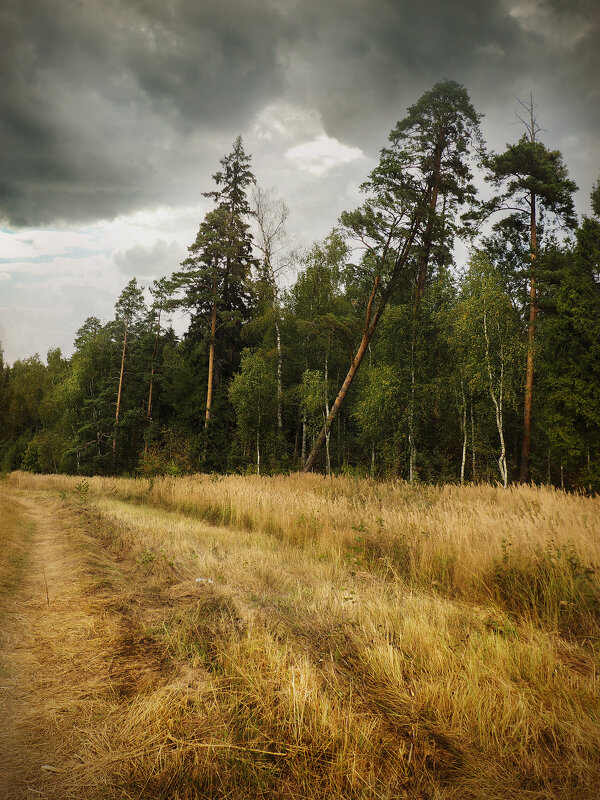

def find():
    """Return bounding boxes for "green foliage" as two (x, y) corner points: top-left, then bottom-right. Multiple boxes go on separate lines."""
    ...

(138, 431), (193, 477)
(486, 136), (577, 227)
(0, 96), (598, 490)
(454, 252), (523, 400)
(229, 350), (277, 472)
(74, 479), (90, 503)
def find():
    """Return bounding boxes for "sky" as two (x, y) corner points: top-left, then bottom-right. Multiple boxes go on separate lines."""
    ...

(1, 0), (598, 365)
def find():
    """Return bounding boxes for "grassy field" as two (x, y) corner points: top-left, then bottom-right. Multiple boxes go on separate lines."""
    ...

(3, 471), (600, 799)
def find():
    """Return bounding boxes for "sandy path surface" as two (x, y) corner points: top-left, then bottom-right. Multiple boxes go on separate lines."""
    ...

(0, 492), (115, 800)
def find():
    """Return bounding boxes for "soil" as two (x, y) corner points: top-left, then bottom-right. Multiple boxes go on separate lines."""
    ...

(0, 491), (149, 799)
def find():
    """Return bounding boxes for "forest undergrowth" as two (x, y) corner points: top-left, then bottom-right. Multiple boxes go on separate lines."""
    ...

(3, 471), (600, 799)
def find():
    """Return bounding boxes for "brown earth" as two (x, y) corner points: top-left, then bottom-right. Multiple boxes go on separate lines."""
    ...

(0, 491), (176, 800)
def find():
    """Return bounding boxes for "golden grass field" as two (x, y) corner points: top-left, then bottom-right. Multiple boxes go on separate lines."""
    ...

(1, 471), (599, 799)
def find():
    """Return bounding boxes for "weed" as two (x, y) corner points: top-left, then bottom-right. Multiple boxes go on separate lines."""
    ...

(137, 549), (156, 566)
(74, 479), (90, 503)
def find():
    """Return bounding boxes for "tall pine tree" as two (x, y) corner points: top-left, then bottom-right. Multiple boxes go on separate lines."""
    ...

(485, 97), (577, 481)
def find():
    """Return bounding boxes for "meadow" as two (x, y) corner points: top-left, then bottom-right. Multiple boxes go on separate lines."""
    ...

(3, 471), (600, 799)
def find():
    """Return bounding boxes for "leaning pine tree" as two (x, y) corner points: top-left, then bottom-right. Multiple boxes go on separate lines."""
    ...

(303, 79), (483, 473)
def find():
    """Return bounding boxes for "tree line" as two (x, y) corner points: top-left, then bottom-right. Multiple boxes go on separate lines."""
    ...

(1, 80), (599, 489)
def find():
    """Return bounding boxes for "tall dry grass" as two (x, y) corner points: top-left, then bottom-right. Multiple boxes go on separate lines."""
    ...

(6, 471), (600, 798)
(9, 472), (600, 617)
(0, 487), (33, 595)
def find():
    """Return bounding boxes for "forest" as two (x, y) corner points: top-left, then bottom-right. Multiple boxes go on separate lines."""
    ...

(1, 80), (599, 490)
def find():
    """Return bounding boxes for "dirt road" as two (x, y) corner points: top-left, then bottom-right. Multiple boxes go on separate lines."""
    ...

(1, 492), (107, 797)
(0, 490), (175, 800)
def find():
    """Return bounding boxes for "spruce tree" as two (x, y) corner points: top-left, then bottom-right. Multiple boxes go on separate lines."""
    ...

(172, 138), (256, 458)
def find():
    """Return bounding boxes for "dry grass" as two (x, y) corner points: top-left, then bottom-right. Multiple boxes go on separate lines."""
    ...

(5, 471), (600, 798)
(0, 488), (36, 609)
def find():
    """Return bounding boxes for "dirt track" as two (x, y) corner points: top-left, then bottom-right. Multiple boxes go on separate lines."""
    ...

(0, 492), (136, 799)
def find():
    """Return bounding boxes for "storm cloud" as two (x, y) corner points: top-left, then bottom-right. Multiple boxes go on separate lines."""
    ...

(1, 0), (598, 227)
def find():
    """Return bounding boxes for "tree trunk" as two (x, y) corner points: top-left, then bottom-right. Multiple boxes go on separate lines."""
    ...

(415, 142), (443, 311)
(113, 315), (129, 458)
(145, 307), (162, 454)
(301, 412), (306, 464)
(408, 338), (416, 483)
(303, 321), (372, 473)
(560, 459), (564, 490)
(520, 190), (537, 482)
(407, 157), (443, 484)
(483, 306), (508, 488)
(324, 349), (331, 476)
(205, 295), (217, 429)
(303, 218), (419, 472)
(275, 317), (283, 431)
(256, 424), (261, 475)
(459, 380), (467, 485)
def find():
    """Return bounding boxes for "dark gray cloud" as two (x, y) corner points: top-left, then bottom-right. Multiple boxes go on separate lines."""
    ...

(1, 0), (598, 227)
(0, 0), (287, 225)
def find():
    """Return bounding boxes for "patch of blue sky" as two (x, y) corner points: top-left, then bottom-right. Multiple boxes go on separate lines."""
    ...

(0, 246), (108, 265)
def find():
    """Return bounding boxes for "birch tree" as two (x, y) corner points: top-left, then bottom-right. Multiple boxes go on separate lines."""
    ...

(251, 185), (290, 433)
(454, 253), (522, 488)
(229, 350), (276, 474)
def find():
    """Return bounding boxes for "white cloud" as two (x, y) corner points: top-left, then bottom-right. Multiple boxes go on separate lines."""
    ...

(507, 0), (588, 49)
(0, 204), (208, 363)
(252, 102), (323, 143)
(285, 135), (364, 175)
(114, 239), (186, 278)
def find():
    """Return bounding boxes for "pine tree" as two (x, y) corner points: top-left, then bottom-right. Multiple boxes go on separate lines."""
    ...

(386, 79), (483, 310)
(538, 181), (600, 489)
(303, 80), (483, 473)
(112, 278), (146, 463)
(485, 97), (577, 481)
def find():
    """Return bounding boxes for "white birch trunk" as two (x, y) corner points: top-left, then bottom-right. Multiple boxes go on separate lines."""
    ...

(301, 413), (306, 464)
(483, 305), (508, 488)
(459, 379), (467, 485)
(470, 398), (476, 481)
(324, 350), (331, 477)
(408, 340), (416, 483)
(275, 317), (283, 431)
(560, 459), (564, 490)
(256, 423), (261, 476)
